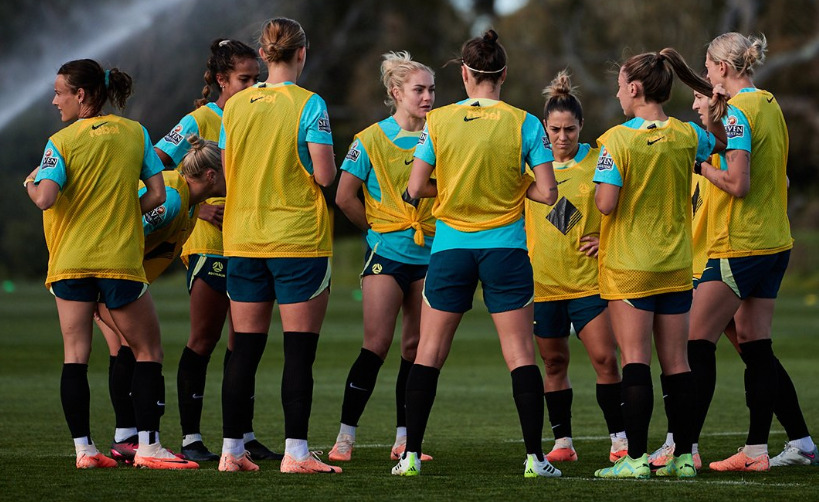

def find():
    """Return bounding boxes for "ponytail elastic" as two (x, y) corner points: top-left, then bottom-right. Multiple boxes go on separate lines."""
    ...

(104, 70), (110, 89)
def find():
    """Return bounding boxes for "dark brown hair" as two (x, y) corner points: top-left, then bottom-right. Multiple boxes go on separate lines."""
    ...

(542, 70), (583, 124)
(57, 59), (133, 115)
(259, 17), (307, 64)
(456, 29), (507, 85)
(195, 38), (258, 108)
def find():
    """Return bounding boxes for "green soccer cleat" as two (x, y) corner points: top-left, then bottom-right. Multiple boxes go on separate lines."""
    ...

(523, 453), (562, 478)
(594, 453), (651, 479)
(655, 453), (697, 478)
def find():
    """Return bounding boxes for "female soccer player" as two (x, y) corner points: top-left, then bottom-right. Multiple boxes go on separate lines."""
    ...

(153, 39), (279, 463)
(329, 51), (436, 463)
(688, 32), (817, 472)
(526, 70), (626, 465)
(218, 17), (339, 474)
(98, 135), (227, 463)
(24, 59), (193, 469)
(391, 29), (561, 478)
(592, 48), (726, 479)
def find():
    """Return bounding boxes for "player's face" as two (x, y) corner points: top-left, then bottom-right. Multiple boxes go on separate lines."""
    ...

(616, 68), (633, 117)
(221, 57), (260, 102)
(704, 55), (722, 86)
(52, 74), (80, 122)
(692, 91), (709, 125)
(545, 110), (581, 162)
(395, 70), (435, 121)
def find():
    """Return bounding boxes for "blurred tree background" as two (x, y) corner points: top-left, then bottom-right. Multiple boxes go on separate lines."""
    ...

(1, 0), (817, 280)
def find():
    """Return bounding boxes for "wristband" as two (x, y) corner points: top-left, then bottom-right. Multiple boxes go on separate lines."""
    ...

(23, 177), (35, 188)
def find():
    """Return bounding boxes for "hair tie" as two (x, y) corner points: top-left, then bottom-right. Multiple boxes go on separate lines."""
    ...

(219, 40), (231, 47)
(104, 70), (110, 89)
(462, 62), (506, 74)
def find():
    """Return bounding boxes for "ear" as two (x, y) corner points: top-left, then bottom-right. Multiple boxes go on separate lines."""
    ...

(215, 72), (229, 89)
(629, 81), (640, 98)
(258, 47), (265, 59)
(718, 60), (729, 77)
(461, 65), (469, 84)
(76, 87), (86, 103)
(499, 67), (507, 85)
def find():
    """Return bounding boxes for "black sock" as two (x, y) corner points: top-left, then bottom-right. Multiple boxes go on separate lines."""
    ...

(282, 332), (319, 440)
(405, 364), (439, 454)
(61, 363), (91, 439)
(340, 348), (383, 427)
(395, 357), (413, 428)
(177, 346), (211, 436)
(773, 357), (811, 440)
(131, 361), (165, 434)
(688, 339), (716, 443)
(621, 363), (653, 458)
(512, 365), (545, 458)
(110, 346), (136, 429)
(739, 339), (777, 445)
(665, 372), (695, 456)
(545, 388), (573, 440)
(223, 348), (232, 374)
(660, 373), (675, 438)
(222, 333), (267, 439)
(596, 382), (624, 435)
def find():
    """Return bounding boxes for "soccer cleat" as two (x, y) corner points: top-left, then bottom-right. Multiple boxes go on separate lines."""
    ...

(523, 454), (562, 478)
(328, 433), (354, 462)
(218, 451), (259, 472)
(280, 452), (342, 474)
(594, 453), (651, 479)
(546, 446), (577, 462)
(648, 442), (675, 470)
(610, 437), (628, 463)
(181, 440), (219, 462)
(769, 443), (819, 467)
(76, 452), (118, 469)
(655, 453), (697, 478)
(390, 438), (433, 461)
(134, 442), (199, 470)
(110, 435), (139, 462)
(391, 451), (420, 476)
(244, 439), (284, 461)
(709, 447), (769, 472)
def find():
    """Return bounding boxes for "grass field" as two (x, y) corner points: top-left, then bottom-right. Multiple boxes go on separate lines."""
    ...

(1, 240), (818, 500)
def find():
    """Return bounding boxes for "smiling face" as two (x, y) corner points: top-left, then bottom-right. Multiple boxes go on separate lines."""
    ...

(52, 74), (81, 122)
(393, 69), (435, 121)
(545, 110), (582, 162)
(217, 57), (260, 102)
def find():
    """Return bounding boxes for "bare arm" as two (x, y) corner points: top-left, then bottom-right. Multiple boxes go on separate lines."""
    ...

(308, 143), (337, 187)
(26, 167), (60, 210)
(526, 162), (558, 205)
(140, 172), (166, 214)
(595, 183), (621, 215)
(408, 158), (437, 199)
(154, 147), (175, 168)
(701, 150), (750, 197)
(335, 171), (369, 231)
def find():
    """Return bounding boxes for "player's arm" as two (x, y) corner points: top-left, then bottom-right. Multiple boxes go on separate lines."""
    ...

(701, 150), (750, 197)
(335, 172), (369, 231)
(595, 183), (620, 215)
(140, 172), (166, 214)
(309, 142), (337, 187)
(154, 147), (174, 168)
(408, 158), (437, 199)
(526, 162), (558, 205)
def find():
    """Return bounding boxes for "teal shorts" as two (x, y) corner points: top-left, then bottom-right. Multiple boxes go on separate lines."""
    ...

(423, 248), (533, 314)
(361, 247), (427, 295)
(698, 250), (789, 299)
(50, 278), (148, 309)
(534, 295), (608, 339)
(623, 290), (692, 315)
(226, 256), (331, 304)
(186, 254), (227, 294)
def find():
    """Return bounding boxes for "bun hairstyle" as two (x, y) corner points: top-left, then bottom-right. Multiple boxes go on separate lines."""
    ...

(542, 70), (583, 124)
(707, 32), (767, 77)
(195, 38), (258, 108)
(259, 17), (307, 64)
(622, 48), (727, 122)
(57, 59), (133, 115)
(380, 51), (434, 111)
(455, 29), (507, 85)
(180, 134), (221, 179)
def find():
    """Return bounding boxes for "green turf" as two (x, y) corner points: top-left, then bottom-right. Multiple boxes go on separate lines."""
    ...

(1, 250), (818, 500)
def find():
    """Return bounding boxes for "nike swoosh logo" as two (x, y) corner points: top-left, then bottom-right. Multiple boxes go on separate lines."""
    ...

(556, 179), (570, 185)
(349, 383), (369, 391)
(766, 96), (774, 103)
(404, 159), (413, 165)
(250, 96), (264, 103)
(647, 136), (664, 146)
(156, 401), (165, 406)
(192, 394), (204, 399)
(463, 116), (480, 122)
(92, 121), (108, 130)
